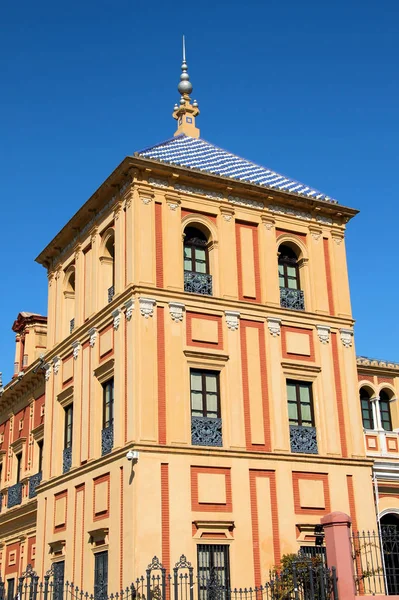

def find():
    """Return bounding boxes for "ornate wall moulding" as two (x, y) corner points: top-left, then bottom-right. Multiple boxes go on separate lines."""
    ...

(169, 302), (185, 323)
(139, 297), (156, 318)
(309, 226), (322, 241)
(267, 317), (282, 337)
(112, 309), (122, 331)
(165, 194), (181, 211)
(52, 356), (61, 375)
(174, 183), (223, 199)
(88, 327), (98, 347)
(44, 363), (52, 381)
(228, 195), (264, 209)
(261, 215), (275, 230)
(316, 325), (330, 344)
(268, 204), (312, 221)
(220, 207), (235, 222)
(340, 328), (353, 348)
(72, 341), (81, 360)
(149, 177), (168, 188)
(225, 311), (240, 331)
(124, 299), (134, 321)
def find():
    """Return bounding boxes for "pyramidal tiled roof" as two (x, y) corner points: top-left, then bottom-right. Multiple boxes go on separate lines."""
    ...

(137, 134), (337, 204)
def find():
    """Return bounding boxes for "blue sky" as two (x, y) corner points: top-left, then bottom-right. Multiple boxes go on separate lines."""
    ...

(1, 0), (398, 382)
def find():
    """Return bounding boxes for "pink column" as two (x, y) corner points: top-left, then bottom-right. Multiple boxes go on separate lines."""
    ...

(321, 511), (356, 600)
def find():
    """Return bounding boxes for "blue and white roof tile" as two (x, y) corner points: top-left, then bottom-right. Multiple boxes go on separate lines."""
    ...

(138, 135), (337, 204)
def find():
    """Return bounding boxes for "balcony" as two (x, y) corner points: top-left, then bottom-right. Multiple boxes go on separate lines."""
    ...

(191, 416), (222, 447)
(63, 447), (72, 474)
(7, 482), (22, 508)
(70, 318), (75, 334)
(28, 471), (42, 498)
(290, 425), (318, 454)
(108, 286), (115, 303)
(280, 287), (305, 310)
(364, 429), (399, 457)
(184, 272), (213, 296)
(101, 425), (114, 456)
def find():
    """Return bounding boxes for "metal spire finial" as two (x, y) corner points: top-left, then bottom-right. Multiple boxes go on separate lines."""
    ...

(178, 34), (193, 97)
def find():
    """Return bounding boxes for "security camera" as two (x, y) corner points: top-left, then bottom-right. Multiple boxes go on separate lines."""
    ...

(126, 449), (139, 462)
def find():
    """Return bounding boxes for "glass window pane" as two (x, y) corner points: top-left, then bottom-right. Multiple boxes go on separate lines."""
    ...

(195, 249), (206, 261)
(184, 258), (192, 271)
(278, 264), (284, 275)
(191, 392), (203, 412)
(184, 247), (192, 259)
(195, 261), (207, 273)
(288, 278), (298, 289)
(287, 266), (297, 277)
(191, 373), (203, 392)
(288, 403), (298, 420)
(206, 394), (218, 413)
(205, 375), (217, 393)
(279, 275), (285, 287)
(287, 384), (297, 402)
(299, 386), (311, 404)
(301, 404), (312, 422)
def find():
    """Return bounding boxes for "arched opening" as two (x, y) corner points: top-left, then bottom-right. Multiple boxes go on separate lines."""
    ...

(360, 387), (374, 430)
(278, 243), (304, 310)
(380, 389), (393, 431)
(64, 268), (76, 334)
(380, 513), (399, 594)
(183, 226), (212, 295)
(100, 230), (115, 305)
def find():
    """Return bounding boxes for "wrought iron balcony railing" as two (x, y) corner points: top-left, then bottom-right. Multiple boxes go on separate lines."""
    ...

(63, 447), (72, 474)
(290, 425), (318, 454)
(108, 286), (115, 303)
(101, 424), (114, 456)
(7, 482), (22, 508)
(70, 318), (75, 334)
(184, 272), (213, 296)
(191, 416), (222, 447)
(28, 471), (42, 498)
(280, 287), (305, 310)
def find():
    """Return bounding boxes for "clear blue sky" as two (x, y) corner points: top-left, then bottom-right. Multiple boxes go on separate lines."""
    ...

(1, 0), (398, 383)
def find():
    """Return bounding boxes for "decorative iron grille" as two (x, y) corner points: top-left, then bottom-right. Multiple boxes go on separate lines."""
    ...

(28, 472), (42, 499)
(191, 416), (222, 447)
(352, 527), (399, 595)
(184, 272), (213, 296)
(62, 447), (72, 474)
(108, 286), (115, 303)
(280, 287), (305, 310)
(101, 425), (114, 456)
(7, 482), (22, 508)
(70, 319), (75, 334)
(290, 425), (318, 454)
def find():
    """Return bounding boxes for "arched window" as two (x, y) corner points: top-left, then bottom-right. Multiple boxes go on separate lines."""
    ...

(100, 230), (115, 304)
(64, 268), (76, 334)
(360, 387), (374, 430)
(183, 226), (212, 295)
(278, 244), (304, 310)
(379, 390), (393, 431)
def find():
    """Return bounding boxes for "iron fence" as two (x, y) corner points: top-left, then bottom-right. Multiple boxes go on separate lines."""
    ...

(351, 527), (399, 595)
(0, 556), (337, 600)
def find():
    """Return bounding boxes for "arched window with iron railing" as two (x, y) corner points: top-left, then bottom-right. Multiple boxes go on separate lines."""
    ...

(278, 244), (305, 310)
(183, 226), (212, 295)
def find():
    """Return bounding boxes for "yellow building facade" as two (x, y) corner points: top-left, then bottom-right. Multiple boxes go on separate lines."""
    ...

(0, 54), (398, 596)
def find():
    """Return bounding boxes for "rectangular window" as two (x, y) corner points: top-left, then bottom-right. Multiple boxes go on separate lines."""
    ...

(360, 397), (374, 430)
(380, 400), (392, 432)
(38, 440), (44, 473)
(197, 545), (230, 600)
(94, 551), (108, 600)
(53, 561), (65, 600)
(102, 379), (114, 429)
(16, 453), (22, 484)
(64, 404), (73, 449)
(190, 370), (220, 418)
(287, 380), (314, 427)
(7, 579), (14, 600)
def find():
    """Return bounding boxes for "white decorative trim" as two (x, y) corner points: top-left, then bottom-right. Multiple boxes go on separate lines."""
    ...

(316, 325), (330, 344)
(267, 317), (282, 337)
(52, 356), (61, 375)
(44, 363), (52, 381)
(169, 302), (185, 323)
(332, 234), (344, 244)
(228, 195), (264, 209)
(112, 309), (122, 330)
(141, 197), (153, 205)
(139, 297), (156, 318)
(316, 215), (333, 225)
(222, 213), (233, 222)
(167, 202), (179, 211)
(225, 311), (240, 331)
(149, 177), (168, 188)
(175, 183), (223, 199)
(124, 299), (134, 321)
(340, 328), (353, 348)
(72, 341), (81, 360)
(88, 327), (98, 347)
(269, 204), (312, 221)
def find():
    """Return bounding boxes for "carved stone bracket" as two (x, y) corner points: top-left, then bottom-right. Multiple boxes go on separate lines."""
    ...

(316, 325), (330, 344)
(165, 194), (181, 211)
(112, 309), (122, 331)
(88, 327), (98, 347)
(309, 225), (322, 241)
(169, 302), (185, 322)
(52, 356), (61, 375)
(139, 297), (156, 318)
(267, 317), (282, 337)
(124, 299), (134, 321)
(340, 328), (353, 348)
(261, 215), (276, 231)
(225, 311), (240, 331)
(44, 363), (52, 381)
(72, 340), (81, 360)
(219, 206), (235, 222)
